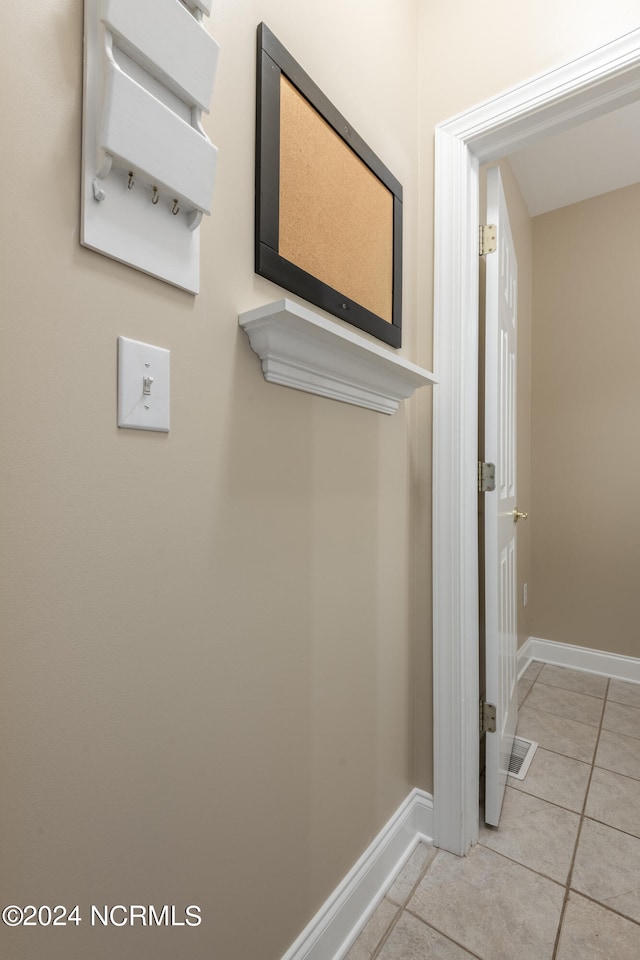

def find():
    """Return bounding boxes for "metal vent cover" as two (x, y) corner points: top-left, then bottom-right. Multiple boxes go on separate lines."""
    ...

(507, 736), (538, 781)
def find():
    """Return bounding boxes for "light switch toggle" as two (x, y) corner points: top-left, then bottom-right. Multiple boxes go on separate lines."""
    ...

(143, 376), (154, 396)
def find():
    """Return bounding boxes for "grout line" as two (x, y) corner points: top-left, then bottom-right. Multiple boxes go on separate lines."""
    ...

(400, 849), (438, 906)
(370, 846), (439, 959)
(568, 889), (640, 928)
(583, 812), (640, 842)
(474, 837), (569, 888)
(518, 683), (535, 710)
(507, 774), (591, 817)
(372, 846), (493, 959)
(368, 902), (403, 960)
(535, 682), (608, 701)
(512, 738), (595, 766)
(592, 760), (640, 784)
(518, 701), (602, 728)
(550, 676), (610, 960)
(400, 906), (486, 960)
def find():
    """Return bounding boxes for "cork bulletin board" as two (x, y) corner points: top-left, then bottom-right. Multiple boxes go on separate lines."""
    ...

(255, 24), (403, 348)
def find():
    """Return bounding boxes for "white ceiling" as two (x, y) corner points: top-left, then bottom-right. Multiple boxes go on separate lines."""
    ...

(507, 98), (640, 217)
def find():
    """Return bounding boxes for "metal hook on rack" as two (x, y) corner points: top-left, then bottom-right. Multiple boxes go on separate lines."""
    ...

(127, 171), (134, 190)
(172, 199), (180, 216)
(151, 186), (159, 205)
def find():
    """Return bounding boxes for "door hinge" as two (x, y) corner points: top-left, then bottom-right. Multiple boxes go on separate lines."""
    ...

(479, 223), (497, 256)
(478, 461), (496, 493)
(480, 700), (497, 735)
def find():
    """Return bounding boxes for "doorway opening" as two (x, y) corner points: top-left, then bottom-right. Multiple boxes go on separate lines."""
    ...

(432, 28), (640, 857)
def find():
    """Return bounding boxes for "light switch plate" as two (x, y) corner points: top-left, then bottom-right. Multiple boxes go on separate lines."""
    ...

(118, 337), (170, 432)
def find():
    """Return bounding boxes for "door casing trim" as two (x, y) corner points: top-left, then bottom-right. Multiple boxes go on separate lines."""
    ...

(432, 28), (640, 856)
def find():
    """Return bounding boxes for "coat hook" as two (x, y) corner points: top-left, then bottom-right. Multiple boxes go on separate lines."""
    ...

(172, 199), (180, 216)
(128, 171), (134, 190)
(151, 186), (159, 205)
(92, 178), (106, 202)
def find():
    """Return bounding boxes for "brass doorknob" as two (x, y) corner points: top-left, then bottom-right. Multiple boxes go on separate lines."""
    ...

(513, 509), (528, 522)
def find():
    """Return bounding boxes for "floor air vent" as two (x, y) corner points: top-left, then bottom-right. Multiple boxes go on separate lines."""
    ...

(507, 737), (537, 781)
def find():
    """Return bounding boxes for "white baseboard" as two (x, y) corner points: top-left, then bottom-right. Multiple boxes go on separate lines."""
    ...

(519, 637), (640, 684)
(281, 788), (433, 960)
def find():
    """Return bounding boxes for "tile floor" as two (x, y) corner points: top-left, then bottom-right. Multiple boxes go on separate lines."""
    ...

(346, 662), (640, 960)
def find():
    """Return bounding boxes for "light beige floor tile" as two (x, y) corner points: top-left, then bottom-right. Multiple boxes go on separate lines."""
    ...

(556, 891), (640, 960)
(387, 842), (438, 906)
(608, 679), (640, 709)
(603, 700), (640, 739)
(348, 899), (399, 957)
(585, 766), (640, 837)
(518, 678), (533, 706)
(537, 664), (608, 699)
(521, 661), (544, 682)
(517, 706), (598, 763)
(344, 940), (372, 960)
(479, 787), (580, 883)
(409, 844), (564, 960)
(510, 746), (590, 812)
(596, 728), (640, 781)
(572, 818), (640, 922)
(525, 683), (604, 726)
(377, 911), (476, 960)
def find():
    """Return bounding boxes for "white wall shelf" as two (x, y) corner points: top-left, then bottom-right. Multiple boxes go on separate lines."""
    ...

(238, 299), (437, 415)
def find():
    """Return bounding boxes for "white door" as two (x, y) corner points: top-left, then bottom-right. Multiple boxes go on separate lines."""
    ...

(483, 167), (520, 827)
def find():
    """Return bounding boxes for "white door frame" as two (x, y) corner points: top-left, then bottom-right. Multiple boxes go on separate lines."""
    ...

(432, 28), (640, 856)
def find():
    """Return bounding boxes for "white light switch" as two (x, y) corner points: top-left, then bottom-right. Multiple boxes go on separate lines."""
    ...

(118, 337), (170, 432)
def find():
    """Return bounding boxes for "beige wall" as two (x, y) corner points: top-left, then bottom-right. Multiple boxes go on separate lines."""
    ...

(3, 2), (640, 958)
(2, 3), (424, 958)
(530, 182), (640, 657)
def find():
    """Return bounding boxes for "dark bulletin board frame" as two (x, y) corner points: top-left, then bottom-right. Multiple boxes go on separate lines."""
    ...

(255, 23), (403, 349)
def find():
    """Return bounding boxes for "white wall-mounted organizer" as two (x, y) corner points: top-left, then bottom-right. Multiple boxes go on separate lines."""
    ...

(81, 0), (220, 293)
